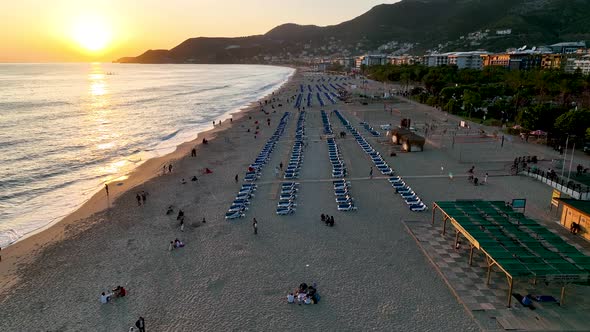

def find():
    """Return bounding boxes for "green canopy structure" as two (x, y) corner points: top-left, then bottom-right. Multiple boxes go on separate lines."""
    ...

(432, 200), (590, 307)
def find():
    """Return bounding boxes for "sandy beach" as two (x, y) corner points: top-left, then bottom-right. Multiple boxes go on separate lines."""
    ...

(1, 69), (550, 331)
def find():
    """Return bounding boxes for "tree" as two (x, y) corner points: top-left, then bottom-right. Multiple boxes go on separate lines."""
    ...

(555, 108), (590, 137)
(516, 103), (564, 132)
(400, 72), (411, 92)
(462, 90), (482, 116)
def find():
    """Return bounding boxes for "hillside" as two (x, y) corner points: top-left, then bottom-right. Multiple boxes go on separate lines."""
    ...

(117, 0), (590, 64)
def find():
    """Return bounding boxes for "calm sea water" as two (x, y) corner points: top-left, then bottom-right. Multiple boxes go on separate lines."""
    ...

(0, 63), (294, 247)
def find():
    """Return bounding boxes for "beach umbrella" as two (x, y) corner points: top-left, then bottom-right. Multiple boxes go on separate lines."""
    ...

(530, 130), (547, 136)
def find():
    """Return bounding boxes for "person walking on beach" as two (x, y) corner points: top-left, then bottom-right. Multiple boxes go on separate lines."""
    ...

(180, 218), (184, 232)
(105, 183), (109, 196)
(163, 165), (167, 175)
(141, 191), (147, 204)
(136, 193), (142, 206)
(235, 174), (239, 183)
(484, 173), (488, 184)
(253, 218), (258, 235)
(135, 317), (145, 332)
(369, 167), (373, 178)
(279, 162), (283, 171)
(168, 164), (173, 173)
(191, 148), (196, 157)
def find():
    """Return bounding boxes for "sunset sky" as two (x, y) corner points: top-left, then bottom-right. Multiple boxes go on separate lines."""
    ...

(1, 0), (399, 62)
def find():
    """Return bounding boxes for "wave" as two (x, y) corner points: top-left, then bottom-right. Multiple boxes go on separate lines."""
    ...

(0, 100), (71, 111)
(114, 85), (232, 107)
(161, 129), (181, 141)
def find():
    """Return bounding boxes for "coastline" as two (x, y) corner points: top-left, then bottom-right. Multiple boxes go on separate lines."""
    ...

(0, 67), (297, 290)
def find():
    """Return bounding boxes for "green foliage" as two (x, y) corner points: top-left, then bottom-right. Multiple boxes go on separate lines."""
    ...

(555, 108), (590, 137)
(365, 63), (590, 135)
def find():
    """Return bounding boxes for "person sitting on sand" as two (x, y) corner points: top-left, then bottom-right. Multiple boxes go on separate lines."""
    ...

(111, 285), (126, 298)
(191, 176), (198, 182)
(297, 292), (306, 305)
(174, 239), (185, 248)
(100, 292), (111, 304)
(299, 283), (308, 293)
(112, 286), (121, 297)
(169, 241), (174, 251)
(304, 296), (312, 305)
(166, 206), (174, 215)
(321, 214), (325, 222)
(181, 178), (187, 184)
(202, 138), (208, 144)
(287, 293), (295, 304)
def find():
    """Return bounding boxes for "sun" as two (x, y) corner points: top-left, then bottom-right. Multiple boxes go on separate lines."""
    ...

(71, 15), (112, 52)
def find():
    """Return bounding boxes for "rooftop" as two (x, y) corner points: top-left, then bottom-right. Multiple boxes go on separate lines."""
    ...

(550, 41), (587, 48)
(559, 199), (590, 215)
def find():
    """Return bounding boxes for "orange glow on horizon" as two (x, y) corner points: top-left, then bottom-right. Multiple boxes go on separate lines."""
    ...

(0, 0), (400, 63)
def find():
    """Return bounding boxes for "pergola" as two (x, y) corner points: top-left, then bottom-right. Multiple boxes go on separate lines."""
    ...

(431, 200), (590, 307)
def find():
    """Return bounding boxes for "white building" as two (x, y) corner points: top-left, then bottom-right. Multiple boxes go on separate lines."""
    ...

(566, 55), (590, 75)
(426, 51), (488, 69)
(425, 53), (450, 67)
(449, 51), (488, 69)
(355, 54), (388, 68)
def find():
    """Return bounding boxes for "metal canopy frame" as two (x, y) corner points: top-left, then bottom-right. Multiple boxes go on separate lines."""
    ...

(431, 201), (590, 307)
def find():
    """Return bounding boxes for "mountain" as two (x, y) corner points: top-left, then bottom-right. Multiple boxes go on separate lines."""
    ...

(117, 0), (590, 64)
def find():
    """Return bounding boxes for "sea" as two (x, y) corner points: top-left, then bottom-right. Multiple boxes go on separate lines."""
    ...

(0, 63), (295, 248)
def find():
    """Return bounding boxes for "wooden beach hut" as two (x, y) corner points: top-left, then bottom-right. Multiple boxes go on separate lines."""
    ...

(400, 132), (425, 152)
(391, 128), (412, 145)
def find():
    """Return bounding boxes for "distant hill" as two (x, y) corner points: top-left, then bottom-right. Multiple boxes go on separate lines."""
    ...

(117, 0), (590, 64)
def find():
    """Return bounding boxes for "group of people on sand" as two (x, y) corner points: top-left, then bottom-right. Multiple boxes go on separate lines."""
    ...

(100, 285), (127, 304)
(180, 176), (199, 184)
(321, 214), (335, 227)
(135, 191), (149, 206)
(163, 164), (173, 174)
(467, 166), (488, 186)
(287, 282), (320, 305)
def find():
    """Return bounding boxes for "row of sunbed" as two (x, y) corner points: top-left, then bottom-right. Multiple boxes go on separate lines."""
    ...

(321, 110), (333, 135)
(360, 122), (380, 137)
(333, 110), (394, 176)
(333, 179), (357, 211)
(284, 111), (306, 180)
(225, 113), (291, 220)
(277, 182), (298, 215)
(317, 92), (325, 107)
(388, 177), (428, 212)
(277, 111), (306, 215)
(294, 93), (303, 108)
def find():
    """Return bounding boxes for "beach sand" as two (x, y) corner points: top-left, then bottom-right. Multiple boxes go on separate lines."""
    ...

(0, 70), (481, 331)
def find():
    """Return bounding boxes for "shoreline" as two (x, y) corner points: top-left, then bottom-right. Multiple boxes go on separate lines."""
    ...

(0, 67), (297, 287)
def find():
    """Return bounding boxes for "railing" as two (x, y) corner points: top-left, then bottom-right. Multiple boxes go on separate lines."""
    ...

(520, 167), (590, 200)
